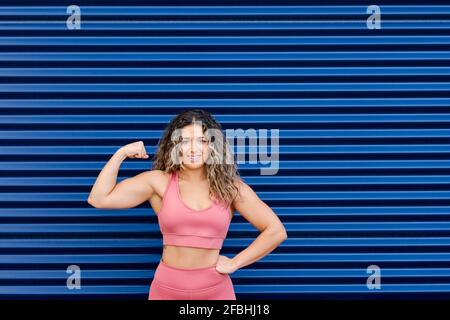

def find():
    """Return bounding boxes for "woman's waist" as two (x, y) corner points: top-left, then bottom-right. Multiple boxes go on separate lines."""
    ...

(162, 244), (220, 269)
(153, 257), (229, 291)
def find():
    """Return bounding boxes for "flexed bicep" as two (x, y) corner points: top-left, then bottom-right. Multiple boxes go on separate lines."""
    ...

(87, 141), (155, 209)
(90, 170), (155, 209)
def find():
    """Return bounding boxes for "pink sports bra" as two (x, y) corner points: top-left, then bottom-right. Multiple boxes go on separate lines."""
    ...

(155, 170), (232, 250)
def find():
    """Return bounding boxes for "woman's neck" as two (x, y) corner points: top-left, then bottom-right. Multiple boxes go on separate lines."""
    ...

(179, 167), (207, 183)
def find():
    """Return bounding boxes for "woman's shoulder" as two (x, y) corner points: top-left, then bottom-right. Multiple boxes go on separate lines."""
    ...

(146, 170), (175, 208)
(146, 169), (171, 182)
(144, 169), (173, 190)
(232, 176), (247, 192)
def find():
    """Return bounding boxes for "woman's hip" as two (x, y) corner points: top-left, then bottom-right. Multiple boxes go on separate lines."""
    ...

(153, 258), (232, 291)
(149, 260), (236, 300)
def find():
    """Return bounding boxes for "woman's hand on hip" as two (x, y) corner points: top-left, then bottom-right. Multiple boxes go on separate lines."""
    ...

(215, 255), (238, 274)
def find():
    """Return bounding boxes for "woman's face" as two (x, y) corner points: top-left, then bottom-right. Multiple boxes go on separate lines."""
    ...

(178, 123), (211, 169)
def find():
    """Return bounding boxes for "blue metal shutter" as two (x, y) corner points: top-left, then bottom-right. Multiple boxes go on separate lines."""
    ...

(1, 2), (450, 299)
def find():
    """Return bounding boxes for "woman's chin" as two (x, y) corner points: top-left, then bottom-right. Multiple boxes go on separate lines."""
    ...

(183, 161), (205, 169)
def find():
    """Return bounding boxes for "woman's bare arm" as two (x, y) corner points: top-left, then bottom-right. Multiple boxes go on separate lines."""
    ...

(87, 142), (156, 209)
(229, 180), (288, 270)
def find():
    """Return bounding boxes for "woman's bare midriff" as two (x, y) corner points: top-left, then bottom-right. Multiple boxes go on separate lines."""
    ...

(162, 245), (220, 269)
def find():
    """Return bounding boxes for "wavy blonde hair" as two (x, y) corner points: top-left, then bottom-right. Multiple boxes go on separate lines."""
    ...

(151, 109), (242, 208)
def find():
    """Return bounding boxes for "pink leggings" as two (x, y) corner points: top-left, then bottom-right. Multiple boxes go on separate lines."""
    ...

(148, 259), (236, 300)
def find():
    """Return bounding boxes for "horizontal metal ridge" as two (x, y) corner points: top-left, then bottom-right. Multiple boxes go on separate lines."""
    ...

(1, 21), (450, 31)
(4, 175), (450, 186)
(3, 67), (450, 77)
(1, 113), (450, 123)
(1, 98), (449, 108)
(1, 222), (450, 233)
(3, 238), (450, 249)
(2, 160), (450, 170)
(1, 51), (449, 61)
(0, 206), (449, 217)
(4, 35), (450, 45)
(1, 6), (450, 15)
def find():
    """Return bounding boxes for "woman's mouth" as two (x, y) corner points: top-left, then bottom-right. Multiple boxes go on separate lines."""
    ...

(189, 155), (201, 162)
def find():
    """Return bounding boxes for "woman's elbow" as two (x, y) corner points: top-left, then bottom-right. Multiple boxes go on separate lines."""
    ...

(87, 195), (103, 208)
(279, 228), (288, 241)
(268, 226), (288, 242)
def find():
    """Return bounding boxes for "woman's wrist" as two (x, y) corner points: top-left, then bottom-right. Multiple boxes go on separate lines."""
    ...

(115, 147), (128, 162)
(230, 257), (241, 271)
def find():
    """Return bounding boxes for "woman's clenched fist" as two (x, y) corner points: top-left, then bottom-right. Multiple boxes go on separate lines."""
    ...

(119, 141), (149, 159)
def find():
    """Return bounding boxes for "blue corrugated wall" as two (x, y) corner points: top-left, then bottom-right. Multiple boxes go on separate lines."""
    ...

(1, 2), (450, 299)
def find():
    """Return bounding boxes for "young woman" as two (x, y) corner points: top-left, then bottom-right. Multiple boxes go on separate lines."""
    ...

(87, 109), (288, 300)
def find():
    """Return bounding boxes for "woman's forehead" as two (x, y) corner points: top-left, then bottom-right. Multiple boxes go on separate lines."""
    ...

(181, 124), (205, 136)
